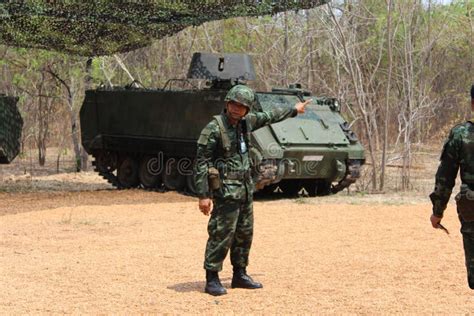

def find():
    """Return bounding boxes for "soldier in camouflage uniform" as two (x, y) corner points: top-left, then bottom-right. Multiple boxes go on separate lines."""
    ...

(430, 85), (474, 289)
(194, 84), (310, 296)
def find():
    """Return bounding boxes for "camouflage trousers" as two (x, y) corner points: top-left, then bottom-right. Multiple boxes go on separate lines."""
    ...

(204, 198), (253, 271)
(460, 217), (474, 289)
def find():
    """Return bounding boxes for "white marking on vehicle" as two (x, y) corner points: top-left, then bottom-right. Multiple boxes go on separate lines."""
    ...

(303, 155), (324, 161)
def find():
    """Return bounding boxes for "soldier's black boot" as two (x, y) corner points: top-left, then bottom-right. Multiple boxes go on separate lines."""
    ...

(231, 267), (263, 289)
(205, 270), (227, 296)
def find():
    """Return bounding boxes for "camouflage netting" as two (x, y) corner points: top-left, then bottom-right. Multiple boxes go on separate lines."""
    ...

(0, 0), (330, 56)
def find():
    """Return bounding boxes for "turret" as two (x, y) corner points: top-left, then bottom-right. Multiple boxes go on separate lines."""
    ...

(187, 52), (256, 90)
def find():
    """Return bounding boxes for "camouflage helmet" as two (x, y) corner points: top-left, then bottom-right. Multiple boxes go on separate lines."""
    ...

(225, 84), (255, 110)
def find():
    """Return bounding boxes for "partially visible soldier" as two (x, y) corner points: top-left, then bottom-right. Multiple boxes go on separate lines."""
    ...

(194, 84), (310, 296)
(430, 84), (474, 289)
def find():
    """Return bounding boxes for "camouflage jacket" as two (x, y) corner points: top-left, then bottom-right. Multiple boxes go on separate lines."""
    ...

(194, 107), (297, 201)
(430, 121), (474, 217)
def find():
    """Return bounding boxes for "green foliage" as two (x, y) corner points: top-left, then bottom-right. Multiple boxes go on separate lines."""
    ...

(11, 73), (26, 87)
(90, 58), (104, 85)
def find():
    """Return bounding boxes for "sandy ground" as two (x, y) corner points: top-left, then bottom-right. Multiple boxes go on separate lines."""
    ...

(1, 188), (474, 314)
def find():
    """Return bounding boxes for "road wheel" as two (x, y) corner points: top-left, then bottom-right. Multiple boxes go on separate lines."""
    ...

(162, 158), (186, 191)
(185, 174), (197, 195)
(304, 179), (332, 197)
(279, 180), (301, 197)
(139, 155), (162, 189)
(257, 183), (278, 196)
(304, 180), (317, 197)
(94, 151), (118, 173)
(117, 156), (139, 188)
(316, 180), (332, 196)
(303, 179), (331, 197)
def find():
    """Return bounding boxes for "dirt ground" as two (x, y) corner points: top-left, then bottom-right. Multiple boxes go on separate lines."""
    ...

(2, 149), (474, 313)
(1, 187), (474, 314)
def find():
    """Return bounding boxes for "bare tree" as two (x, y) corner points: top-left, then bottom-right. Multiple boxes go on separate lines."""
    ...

(323, 1), (384, 190)
(380, 0), (395, 191)
(45, 60), (85, 172)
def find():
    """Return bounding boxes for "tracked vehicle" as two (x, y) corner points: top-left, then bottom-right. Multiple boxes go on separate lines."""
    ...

(0, 94), (23, 164)
(80, 53), (365, 196)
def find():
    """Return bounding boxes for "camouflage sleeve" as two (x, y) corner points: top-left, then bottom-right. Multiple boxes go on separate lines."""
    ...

(194, 121), (220, 198)
(248, 107), (297, 131)
(429, 127), (462, 217)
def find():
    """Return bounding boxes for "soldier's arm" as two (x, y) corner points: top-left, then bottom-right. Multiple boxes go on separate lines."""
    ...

(194, 121), (220, 199)
(248, 99), (311, 131)
(429, 127), (462, 217)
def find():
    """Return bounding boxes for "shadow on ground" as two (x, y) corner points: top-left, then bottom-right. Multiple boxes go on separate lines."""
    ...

(167, 274), (266, 293)
(167, 278), (232, 293)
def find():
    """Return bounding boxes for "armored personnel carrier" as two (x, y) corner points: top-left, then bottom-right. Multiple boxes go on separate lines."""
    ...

(80, 53), (365, 196)
(0, 94), (23, 164)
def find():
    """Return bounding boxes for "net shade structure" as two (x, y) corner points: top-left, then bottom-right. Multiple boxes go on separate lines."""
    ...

(0, 0), (330, 56)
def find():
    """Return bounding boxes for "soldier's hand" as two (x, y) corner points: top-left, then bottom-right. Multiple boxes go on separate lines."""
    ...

(295, 99), (312, 114)
(430, 214), (443, 229)
(199, 198), (213, 216)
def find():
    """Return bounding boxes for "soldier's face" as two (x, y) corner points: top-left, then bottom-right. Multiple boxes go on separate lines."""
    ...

(226, 101), (248, 121)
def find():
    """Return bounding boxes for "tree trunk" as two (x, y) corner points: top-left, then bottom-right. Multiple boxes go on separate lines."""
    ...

(283, 12), (289, 87)
(380, 0), (394, 191)
(38, 140), (46, 166)
(36, 72), (48, 167)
